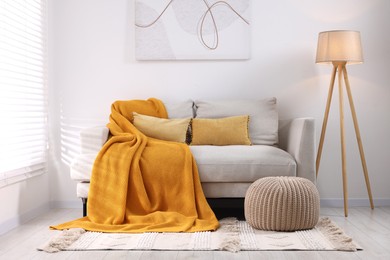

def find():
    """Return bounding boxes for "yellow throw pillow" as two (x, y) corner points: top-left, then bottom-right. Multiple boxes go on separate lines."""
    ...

(191, 115), (251, 145)
(133, 112), (191, 143)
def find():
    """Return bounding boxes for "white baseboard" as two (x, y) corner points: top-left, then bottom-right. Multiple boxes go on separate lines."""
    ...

(50, 200), (82, 209)
(0, 201), (81, 235)
(320, 198), (390, 207)
(0, 202), (50, 236)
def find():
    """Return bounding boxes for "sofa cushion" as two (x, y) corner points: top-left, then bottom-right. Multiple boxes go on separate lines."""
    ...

(191, 115), (251, 146)
(202, 183), (252, 198)
(194, 98), (278, 145)
(133, 112), (191, 143)
(189, 145), (296, 183)
(164, 100), (194, 118)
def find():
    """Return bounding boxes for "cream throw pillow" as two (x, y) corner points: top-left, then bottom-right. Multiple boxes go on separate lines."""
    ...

(133, 112), (191, 143)
(191, 115), (251, 146)
(195, 98), (278, 145)
(163, 100), (195, 118)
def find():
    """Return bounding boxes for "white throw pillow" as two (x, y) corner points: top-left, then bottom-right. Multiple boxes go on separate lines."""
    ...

(194, 98), (278, 145)
(164, 100), (194, 118)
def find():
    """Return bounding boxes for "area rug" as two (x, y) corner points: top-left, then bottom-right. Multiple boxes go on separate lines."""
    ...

(40, 217), (361, 253)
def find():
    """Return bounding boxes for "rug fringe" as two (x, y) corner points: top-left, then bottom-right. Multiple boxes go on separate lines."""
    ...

(218, 218), (240, 253)
(316, 217), (357, 252)
(41, 228), (85, 253)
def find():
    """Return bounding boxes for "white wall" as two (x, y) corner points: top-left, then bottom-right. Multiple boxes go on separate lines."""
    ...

(0, 174), (50, 235)
(48, 0), (390, 207)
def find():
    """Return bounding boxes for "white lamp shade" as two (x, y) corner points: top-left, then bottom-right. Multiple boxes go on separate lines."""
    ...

(316, 30), (363, 64)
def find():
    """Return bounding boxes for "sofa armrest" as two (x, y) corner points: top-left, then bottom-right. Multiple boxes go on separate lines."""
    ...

(80, 126), (109, 154)
(70, 126), (108, 182)
(278, 118), (316, 183)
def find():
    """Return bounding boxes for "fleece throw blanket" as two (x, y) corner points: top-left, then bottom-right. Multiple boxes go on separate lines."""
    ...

(52, 98), (219, 233)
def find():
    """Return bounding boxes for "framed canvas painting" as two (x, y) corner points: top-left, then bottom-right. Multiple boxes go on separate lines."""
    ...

(135, 0), (250, 60)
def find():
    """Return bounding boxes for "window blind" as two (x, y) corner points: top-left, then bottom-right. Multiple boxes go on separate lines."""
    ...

(0, 0), (48, 187)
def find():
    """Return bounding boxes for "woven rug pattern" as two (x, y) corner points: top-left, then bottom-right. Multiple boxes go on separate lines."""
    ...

(41, 217), (360, 253)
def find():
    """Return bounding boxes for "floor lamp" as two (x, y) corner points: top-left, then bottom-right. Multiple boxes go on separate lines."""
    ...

(315, 30), (374, 217)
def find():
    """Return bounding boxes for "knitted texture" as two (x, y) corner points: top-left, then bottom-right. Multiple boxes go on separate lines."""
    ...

(244, 177), (320, 231)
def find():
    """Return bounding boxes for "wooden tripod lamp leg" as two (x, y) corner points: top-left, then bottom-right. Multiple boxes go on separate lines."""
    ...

(317, 63), (373, 217)
(342, 66), (375, 210)
(338, 64), (349, 217)
(316, 65), (337, 176)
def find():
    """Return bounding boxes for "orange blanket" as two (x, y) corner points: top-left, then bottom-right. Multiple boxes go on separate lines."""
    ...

(52, 98), (219, 232)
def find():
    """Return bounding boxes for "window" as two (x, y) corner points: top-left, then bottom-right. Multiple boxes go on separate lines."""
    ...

(0, 0), (48, 187)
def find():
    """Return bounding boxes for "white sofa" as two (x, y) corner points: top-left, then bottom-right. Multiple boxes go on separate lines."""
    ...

(70, 99), (316, 216)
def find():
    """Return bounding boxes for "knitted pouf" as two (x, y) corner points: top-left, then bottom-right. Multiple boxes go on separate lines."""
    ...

(244, 176), (320, 231)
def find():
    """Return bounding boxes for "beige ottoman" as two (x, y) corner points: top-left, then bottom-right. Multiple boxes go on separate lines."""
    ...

(244, 176), (320, 231)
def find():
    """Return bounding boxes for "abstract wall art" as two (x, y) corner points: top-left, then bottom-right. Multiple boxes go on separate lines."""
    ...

(135, 0), (250, 60)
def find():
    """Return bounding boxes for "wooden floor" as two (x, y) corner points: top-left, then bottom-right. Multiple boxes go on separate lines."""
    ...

(0, 207), (389, 259)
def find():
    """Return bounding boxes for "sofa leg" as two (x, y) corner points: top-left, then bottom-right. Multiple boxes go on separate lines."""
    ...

(81, 198), (87, 217)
